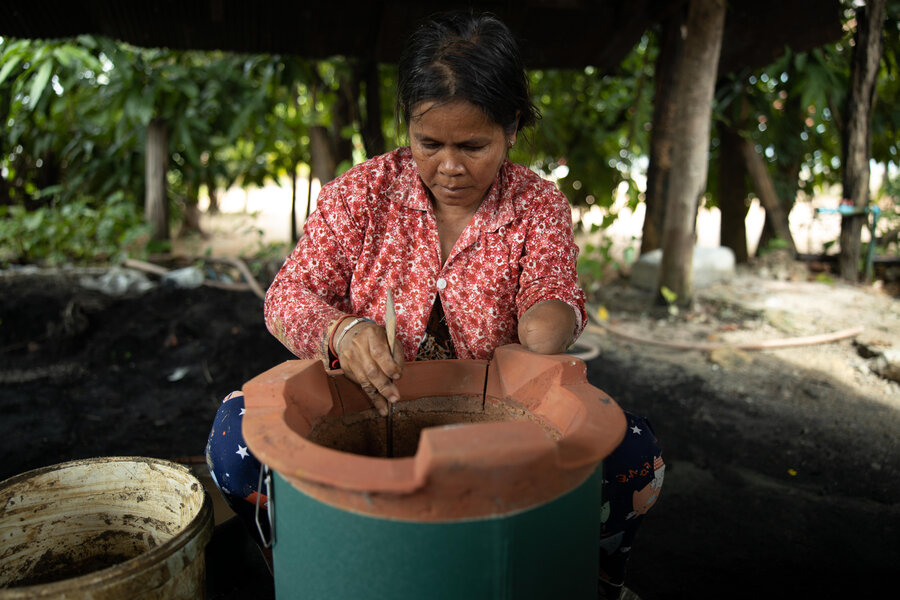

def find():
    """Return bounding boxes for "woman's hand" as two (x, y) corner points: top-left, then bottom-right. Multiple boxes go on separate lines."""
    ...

(518, 300), (577, 355)
(335, 318), (404, 416)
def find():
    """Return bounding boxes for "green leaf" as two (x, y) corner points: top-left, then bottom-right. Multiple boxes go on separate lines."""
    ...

(0, 54), (21, 85)
(660, 286), (678, 305)
(37, 184), (64, 198)
(176, 124), (201, 166)
(28, 60), (53, 108)
(125, 92), (154, 125)
(181, 80), (199, 99)
(53, 45), (100, 71)
(76, 35), (98, 49)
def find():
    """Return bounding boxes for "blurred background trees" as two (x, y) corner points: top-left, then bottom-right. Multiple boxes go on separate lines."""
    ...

(1, 0), (898, 290)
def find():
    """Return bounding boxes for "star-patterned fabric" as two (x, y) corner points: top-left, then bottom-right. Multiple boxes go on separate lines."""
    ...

(205, 391), (270, 544)
(264, 147), (586, 363)
(597, 412), (664, 590)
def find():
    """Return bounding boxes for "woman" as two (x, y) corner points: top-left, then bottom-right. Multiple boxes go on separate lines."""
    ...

(207, 11), (661, 598)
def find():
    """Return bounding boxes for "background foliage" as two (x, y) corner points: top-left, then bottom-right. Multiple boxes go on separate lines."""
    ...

(1, 3), (898, 270)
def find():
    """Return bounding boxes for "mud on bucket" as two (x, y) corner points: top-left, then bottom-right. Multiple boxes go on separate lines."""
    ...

(0, 457), (213, 599)
(243, 344), (627, 600)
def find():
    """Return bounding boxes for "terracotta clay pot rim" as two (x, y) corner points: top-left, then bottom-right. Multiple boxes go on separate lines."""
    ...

(242, 346), (626, 496)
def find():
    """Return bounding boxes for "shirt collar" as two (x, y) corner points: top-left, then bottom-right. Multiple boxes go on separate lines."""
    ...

(387, 150), (517, 233)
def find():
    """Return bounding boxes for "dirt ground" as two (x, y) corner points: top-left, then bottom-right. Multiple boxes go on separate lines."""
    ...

(582, 253), (900, 599)
(1, 254), (898, 599)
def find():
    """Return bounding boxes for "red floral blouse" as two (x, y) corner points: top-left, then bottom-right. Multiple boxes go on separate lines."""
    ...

(264, 147), (586, 363)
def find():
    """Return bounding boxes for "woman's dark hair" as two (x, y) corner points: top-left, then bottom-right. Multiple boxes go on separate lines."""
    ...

(397, 11), (540, 136)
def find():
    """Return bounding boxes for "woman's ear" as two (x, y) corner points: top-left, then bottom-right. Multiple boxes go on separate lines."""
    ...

(508, 113), (521, 147)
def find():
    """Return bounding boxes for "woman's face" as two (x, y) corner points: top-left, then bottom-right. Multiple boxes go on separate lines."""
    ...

(409, 100), (514, 214)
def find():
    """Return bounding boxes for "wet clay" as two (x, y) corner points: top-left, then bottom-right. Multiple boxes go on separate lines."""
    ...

(308, 394), (562, 458)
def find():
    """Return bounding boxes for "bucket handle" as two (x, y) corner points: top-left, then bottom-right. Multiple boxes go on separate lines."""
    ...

(255, 464), (275, 548)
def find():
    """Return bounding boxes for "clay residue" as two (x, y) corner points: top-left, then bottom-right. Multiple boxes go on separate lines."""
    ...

(10, 551), (137, 587)
(0, 525), (165, 588)
(308, 394), (561, 458)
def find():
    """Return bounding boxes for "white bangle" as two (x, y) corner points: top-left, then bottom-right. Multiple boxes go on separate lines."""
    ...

(334, 317), (374, 355)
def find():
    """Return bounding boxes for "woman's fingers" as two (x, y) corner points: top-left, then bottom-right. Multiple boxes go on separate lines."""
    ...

(338, 322), (403, 415)
(359, 381), (390, 416)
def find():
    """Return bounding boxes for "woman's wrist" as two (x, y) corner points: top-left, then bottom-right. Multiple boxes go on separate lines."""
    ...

(332, 316), (375, 356)
(327, 316), (350, 358)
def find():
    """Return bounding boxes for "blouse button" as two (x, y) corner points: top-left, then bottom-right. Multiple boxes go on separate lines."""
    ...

(436, 277), (447, 290)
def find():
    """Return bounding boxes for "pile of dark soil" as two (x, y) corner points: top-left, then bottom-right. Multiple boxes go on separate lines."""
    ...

(0, 270), (294, 482)
(2, 267), (898, 599)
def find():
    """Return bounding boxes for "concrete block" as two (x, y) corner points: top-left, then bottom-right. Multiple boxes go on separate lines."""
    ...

(630, 246), (736, 291)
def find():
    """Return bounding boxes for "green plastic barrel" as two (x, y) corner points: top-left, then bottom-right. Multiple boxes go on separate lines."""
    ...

(268, 465), (602, 599)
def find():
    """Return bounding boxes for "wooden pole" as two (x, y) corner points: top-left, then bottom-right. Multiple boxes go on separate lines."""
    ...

(145, 118), (169, 241)
(840, 0), (887, 281)
(740, 137), (797, 255)
(659, 0), (726, 307)
(642, 6), (687, 255)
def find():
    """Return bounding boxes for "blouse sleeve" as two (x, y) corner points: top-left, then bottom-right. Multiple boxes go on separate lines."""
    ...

(263, 182), (366, 360)
(515, 182), (587, 338)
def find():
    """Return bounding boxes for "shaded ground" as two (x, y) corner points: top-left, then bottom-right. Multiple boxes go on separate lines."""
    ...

(585, 258), (900, 599)
(1, 261), (898, 599)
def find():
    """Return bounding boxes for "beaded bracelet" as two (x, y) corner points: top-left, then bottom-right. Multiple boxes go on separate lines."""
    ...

(333, 316), (375, 355)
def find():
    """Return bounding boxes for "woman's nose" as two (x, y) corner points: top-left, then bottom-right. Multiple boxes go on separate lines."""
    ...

(438, 150), (465, 176)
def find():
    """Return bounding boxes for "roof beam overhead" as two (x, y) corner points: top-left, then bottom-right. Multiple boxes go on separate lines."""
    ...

(1, 1), (841, 73)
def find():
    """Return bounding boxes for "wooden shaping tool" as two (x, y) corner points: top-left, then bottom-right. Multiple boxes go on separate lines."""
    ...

(385, 289), (396, 458)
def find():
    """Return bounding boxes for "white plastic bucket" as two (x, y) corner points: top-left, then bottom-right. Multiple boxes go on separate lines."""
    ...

(0, 457), (213, 599)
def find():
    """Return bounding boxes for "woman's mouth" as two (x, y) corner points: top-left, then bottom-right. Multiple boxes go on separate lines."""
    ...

(438, 184), (468, 195)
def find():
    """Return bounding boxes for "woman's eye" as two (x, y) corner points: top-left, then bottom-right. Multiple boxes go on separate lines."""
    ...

(462, 145), (486, 152)
(421, 142), (440, 150)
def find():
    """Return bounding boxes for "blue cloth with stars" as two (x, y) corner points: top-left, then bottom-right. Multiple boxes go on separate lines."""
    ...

(205, 391), (270, 544)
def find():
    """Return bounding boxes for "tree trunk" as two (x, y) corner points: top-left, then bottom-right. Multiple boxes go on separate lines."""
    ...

(659, 0), (726, 307)
(290, 163), (299, 243)
(332, 74), (356, 171)
(306, 167), (314, 221)
(309, 125), (337, 185)
(179, 200), (203, 238)
(0, 133), (8, 205)
(145, 118), (169, 241)
(357, 59), (386, 159)
(717, 119), (750, 263)
(756, 215), (777, 255)
(642, 7), (687, 255)
(176, 165), (204, 239)
(840, 0), (886, 281)
(740, 138), (797, 255)
(207, 187), (219, 215)
(0, 167), (10, 206)
(307, 67), (357, 184)
(178, 178), (204, 239)
(755, 161), (800, 254)
(205, 167), (220, 215)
